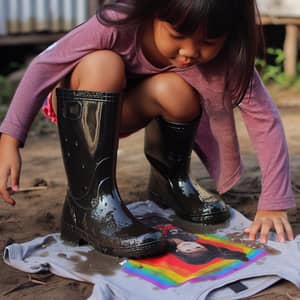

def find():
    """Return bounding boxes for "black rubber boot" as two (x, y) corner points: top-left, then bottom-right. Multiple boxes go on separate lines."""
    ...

(56, 88), (167, 258)
(144, 117), (230, 224)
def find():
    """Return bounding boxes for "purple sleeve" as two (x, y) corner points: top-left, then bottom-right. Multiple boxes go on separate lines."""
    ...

(239, 70), (295, 210)
(0, 16), (117, 144)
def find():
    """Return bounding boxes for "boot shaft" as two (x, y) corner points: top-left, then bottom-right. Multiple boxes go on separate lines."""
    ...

(56, 88), (122, 201)
(144, 117), (199, 176)
(57, 89), (168, 258)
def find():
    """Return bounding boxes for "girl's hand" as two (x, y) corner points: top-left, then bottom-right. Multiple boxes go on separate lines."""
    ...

(244, 210), (294, 243)
(0, 134), (21, 206)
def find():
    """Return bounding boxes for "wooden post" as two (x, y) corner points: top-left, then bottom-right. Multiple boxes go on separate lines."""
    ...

(283, 24), (299, 77)
(88, 0), (100, 17)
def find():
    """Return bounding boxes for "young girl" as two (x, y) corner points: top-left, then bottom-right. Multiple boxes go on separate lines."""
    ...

(0, 0), (295, 258)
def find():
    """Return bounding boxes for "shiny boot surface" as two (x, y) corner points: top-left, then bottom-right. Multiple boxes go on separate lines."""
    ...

(145, 117), (230, 224)
(57, 88), (167, 258)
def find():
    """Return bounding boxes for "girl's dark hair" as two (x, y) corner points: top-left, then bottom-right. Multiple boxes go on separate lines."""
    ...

(97, 0), (262, 105)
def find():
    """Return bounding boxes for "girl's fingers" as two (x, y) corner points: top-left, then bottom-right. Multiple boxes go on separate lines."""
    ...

(0, 167), (18, 206)
(245, 221), (261, 241)
(10, 165), (20, 192)
(6, 186), (16, 195)
(259, 219), (272, 244)
(281, 217), (294, 241)
(273, 220), (285, 243)
(245, 214), (294, 244)
(0, 185), (16, 206)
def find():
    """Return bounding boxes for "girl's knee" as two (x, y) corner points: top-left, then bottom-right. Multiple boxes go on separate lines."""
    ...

(153, 73), (201, 121)
(70, 50), (126, 91)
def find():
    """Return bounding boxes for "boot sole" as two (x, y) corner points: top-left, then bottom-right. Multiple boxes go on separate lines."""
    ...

(148, 189), (230, 225)
(147, 166), (230, 224)
(61, 221), (167, 258)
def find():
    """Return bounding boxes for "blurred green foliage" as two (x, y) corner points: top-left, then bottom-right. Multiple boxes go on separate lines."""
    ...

(0, 75), (13, 105)
(0, 75), (13, 121)
(256, 48), (300, 88)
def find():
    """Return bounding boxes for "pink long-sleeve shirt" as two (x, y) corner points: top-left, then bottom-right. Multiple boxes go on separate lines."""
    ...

(0, 14), (295, 210)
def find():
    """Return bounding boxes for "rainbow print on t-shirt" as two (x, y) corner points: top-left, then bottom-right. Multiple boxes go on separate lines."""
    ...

(122, 233), (267, 289)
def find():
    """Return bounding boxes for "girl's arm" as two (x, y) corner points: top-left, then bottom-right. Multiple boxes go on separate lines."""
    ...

(238, 69), (295, 242)
(0, 15), (117, 145)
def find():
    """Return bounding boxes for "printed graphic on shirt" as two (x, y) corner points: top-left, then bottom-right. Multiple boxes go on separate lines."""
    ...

(122, 215), (267, 289)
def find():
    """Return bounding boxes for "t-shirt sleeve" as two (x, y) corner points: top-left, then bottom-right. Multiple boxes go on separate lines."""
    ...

(239, 69), (295, 210)
(0, 15), (117, 144)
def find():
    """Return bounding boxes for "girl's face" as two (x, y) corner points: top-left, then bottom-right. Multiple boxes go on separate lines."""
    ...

(176, 241), (207, 254)
(152, 19), (227, 68)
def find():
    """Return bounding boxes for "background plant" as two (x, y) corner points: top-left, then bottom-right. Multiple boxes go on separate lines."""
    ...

(0, 75), (13, 105)
(0, 75), (14, 120)
(256, 48), (300, 88)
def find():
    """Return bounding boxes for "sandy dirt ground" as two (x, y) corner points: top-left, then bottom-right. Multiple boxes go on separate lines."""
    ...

(0, 93), (300, 299)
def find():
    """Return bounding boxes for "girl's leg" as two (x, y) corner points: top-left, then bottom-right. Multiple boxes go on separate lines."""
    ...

(51, 49), (125, 111)
(121, 72), (201, 133)
(52, 64), (201, 133)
